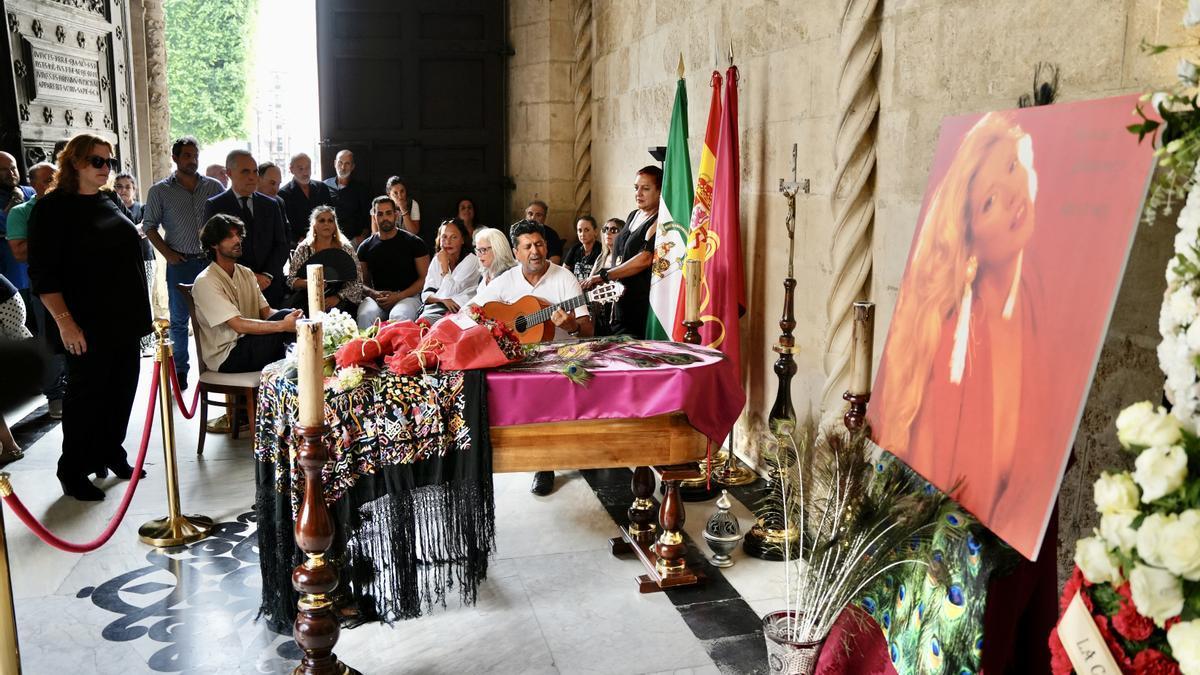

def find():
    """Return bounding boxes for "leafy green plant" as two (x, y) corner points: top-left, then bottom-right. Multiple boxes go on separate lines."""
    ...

(164, 0), (257, 144)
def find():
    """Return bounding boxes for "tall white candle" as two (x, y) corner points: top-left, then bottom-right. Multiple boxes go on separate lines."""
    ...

(685, 259), (701, 324)
(307, 264), (325, 319)
(850, 301), (875, 396)
(296, 319), (324, 427)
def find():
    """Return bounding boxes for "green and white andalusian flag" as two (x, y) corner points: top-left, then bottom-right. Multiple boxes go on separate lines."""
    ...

(646, 73), (694, 340)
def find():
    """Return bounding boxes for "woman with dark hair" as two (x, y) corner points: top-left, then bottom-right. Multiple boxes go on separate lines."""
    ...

(28, 133), (151, 500)
(285, 205), (363, 314)
(419, 218), (479, 321)
(456, 197), (481, 236)
(563, 215), (601, 280)
(582, 166), (661, 339)
(385, 175), (426, 242)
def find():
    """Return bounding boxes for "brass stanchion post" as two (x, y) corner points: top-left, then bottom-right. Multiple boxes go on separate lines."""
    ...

(0, 474), (22, 674)
(139, 320), (214, 547)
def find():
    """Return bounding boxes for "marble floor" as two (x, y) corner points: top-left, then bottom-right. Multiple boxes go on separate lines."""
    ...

(1, 351), (791, 674)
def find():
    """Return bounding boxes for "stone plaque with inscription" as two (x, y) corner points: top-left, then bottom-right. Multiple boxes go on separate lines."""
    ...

(28, 43), (103, 104)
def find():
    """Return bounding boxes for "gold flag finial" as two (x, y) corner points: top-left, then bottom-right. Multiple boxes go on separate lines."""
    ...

(677, 53), (685, 79)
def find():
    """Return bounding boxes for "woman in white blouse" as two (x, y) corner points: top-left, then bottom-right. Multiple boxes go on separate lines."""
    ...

(419, 218), (480, 321)
(473, 227), (516, 289)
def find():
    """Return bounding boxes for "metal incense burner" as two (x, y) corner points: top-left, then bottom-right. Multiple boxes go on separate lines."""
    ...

(703, 490), (743, 568)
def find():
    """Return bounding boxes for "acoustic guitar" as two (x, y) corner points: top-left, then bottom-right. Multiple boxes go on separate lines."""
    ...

(481, 281), (624, 344)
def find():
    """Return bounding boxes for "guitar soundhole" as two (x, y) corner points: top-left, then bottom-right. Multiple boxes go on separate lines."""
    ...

(515, 317), (527, 332)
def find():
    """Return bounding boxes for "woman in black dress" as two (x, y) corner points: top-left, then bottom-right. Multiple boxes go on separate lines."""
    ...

(582, 166), (662, 339)
(562, 215), (602, 280)
(28, 133), (151, 501)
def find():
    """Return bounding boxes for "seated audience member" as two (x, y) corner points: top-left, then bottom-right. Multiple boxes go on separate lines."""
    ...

(419, 218), (479, 322)
(285, 205), (363, 315)
(589, 217), (625, 337)
(385, 176), (429, 248)
(203, 149), (290, 306)
(470, 220), (592, 496)
(474, 227), (516, 289)
(563, 215), (601, 280)
(457, 197), (481, 236)
(515, 199), (564, 264)
(0, 272), (30, 462)
(0, 151), (37, 334)
(192, 214), (300, 373)
(279, 153), (334, 244)
(356, 196), (430, 328)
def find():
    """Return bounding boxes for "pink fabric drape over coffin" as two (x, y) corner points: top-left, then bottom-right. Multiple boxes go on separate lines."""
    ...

(485, 343), (745, 444)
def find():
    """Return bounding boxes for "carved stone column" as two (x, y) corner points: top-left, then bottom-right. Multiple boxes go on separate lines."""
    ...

(822, 0), (881, 414)
(140, 0), (172, 182)
(570, 0), (593, 219)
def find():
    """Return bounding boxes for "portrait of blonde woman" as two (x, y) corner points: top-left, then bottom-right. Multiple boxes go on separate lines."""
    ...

(869, 101), (1158, 559)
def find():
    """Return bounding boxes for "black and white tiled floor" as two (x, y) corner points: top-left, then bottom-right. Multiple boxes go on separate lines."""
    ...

(2, 351), (790, 674)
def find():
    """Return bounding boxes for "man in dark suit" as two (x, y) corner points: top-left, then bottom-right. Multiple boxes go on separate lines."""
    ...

(204, 149), (289, 306)
(278, 152), (334, 244)
(323, 149), (370, 246)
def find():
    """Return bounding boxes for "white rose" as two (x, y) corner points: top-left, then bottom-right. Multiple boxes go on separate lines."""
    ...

(1134, 445), (1189, 502)
(1116, 402), (1183, 449)
(1187, 0), (1200, 28)
(1181, 59), (1200, 87)
(1160, 510), (1200, 581)
(1169, 285), (1199, 327)
(1074, 536), (1123, 585)
(1168, 620), (1200, 675)
(1136, 512), (1175, 567)
(1099, 511), (1139, 554)
(1188, 319), (1200, 352)
(1129, 564), (1184, 627)
(1093, 471), (1140, 513)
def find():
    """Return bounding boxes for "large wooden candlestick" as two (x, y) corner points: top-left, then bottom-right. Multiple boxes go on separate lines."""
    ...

(843, 301), (874, 432)
(292, 320), (353, 675)
(307, 264), (325, 319)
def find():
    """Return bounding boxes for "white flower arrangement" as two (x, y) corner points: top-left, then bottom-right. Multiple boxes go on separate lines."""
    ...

(320, 308), (360, 356)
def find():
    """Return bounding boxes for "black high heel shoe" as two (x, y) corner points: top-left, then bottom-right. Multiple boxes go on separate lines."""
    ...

(60, 476), (105, 501)
(106, 462), (146, 480)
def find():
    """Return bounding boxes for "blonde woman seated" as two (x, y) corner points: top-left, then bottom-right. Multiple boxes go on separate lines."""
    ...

(285, 205), (363, 315)
(473, 226), (516, 289)
(418, 218), (480, 322)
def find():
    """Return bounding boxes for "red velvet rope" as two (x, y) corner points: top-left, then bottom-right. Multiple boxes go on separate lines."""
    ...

(167, 365), (201, 419)
(1, 367), (159, 553)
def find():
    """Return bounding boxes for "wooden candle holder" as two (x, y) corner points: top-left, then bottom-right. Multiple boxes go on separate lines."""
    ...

(292, 424), (357, 675)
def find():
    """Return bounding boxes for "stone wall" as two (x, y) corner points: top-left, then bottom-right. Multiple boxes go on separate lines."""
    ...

(508, 0), (577, 236)
(508, 0), (1197, 578)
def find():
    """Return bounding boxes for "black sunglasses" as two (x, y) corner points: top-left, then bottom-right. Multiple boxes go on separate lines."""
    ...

(602, 226), (621, 233)
(85, 155), (119, 171)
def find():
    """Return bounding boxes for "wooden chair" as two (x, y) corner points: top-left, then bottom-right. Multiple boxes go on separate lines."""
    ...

(177, 284), (262, 456)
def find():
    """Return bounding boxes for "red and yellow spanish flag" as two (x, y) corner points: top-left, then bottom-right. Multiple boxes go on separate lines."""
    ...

(702, 65), (746, 377)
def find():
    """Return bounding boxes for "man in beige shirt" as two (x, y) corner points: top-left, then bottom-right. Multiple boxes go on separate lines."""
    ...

(193, 214), (301, 372)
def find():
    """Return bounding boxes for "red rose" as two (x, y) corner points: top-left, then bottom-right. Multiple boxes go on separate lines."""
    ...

(1048, 627), (1074, 675)
(1112, 583), (1154, 642)
(1132, 649), (1181, 675)
(1165, 616), (1181, 631)
(1060, 566), (1093, 614)
(1093, 616), (1134, 674)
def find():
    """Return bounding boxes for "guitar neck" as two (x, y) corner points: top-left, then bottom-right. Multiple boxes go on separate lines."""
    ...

(524, 293), (586, 327)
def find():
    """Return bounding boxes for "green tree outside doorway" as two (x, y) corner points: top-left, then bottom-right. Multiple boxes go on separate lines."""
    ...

(164, 0), (258, 145)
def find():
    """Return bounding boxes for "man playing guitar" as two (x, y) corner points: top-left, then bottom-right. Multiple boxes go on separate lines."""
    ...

(467, 219), (592, 495)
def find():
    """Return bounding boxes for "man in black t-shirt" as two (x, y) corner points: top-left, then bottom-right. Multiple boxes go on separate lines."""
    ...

(355, 196), (430, 329)
(519, 199), (564, 264)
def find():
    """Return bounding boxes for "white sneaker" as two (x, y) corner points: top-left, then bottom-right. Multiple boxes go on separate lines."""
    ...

(48, 399), (63, 419)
